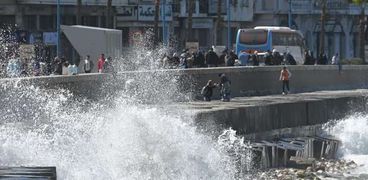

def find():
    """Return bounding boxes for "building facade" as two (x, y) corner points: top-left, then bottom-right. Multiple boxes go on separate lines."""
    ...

(0, 0), (365, 61)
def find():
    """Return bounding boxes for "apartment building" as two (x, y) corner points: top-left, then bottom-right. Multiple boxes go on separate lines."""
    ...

(0, 0), (364, 60)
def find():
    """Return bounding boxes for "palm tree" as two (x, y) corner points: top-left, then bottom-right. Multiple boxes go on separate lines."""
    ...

(187, 0), (195, 42)
(76, 0), (82, 25)
(154, 0), (160, 45)
(106, 0), (112, 28)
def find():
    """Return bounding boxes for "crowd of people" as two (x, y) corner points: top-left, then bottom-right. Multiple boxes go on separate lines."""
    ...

(161, 48), (301, 69)
(4, 53), (116, 78)
(160, 47), (342, 70)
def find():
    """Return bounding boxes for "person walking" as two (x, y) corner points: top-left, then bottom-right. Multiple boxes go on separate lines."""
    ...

(279, 66), (292, 95)
(97, 54), (105, 73)
(83, 55), (93, 73)
(201, 80), (217, 101)
(238, 50), (250, 66)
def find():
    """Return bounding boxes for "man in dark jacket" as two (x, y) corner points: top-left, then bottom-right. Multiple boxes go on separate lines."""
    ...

(205, 48), (219, 67)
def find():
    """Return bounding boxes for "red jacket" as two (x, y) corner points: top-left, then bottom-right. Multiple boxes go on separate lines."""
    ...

(97, 58), (105, 71)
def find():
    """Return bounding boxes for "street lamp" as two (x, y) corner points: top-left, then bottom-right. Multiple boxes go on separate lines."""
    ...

(57, 0), (61, 57)
(227, 0), (231, 49)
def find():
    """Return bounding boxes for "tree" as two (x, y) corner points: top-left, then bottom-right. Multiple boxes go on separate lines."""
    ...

(76, 0), (82, 25)
(319, 0), (327, 56)
(214, 0), (222, 46)
(187, 0), (195, 42)
(106, 0), (112, 28)
(154, 0), (160, 46)
(352, 0), (367, 62)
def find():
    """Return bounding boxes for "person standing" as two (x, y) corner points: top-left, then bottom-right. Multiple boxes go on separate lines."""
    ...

(331, 53), (339, 65)
(279, 66), (292, 95)
(205, 47), (219, 67)
(238, 50), (249, 66)
(97, 53), (105, 73)
(219, 73), (231, 102)
(83, 55), (93, 73)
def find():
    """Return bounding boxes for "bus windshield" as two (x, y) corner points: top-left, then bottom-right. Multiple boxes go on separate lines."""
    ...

(272, 32), (304, 47)
(239, 30), (268, 45)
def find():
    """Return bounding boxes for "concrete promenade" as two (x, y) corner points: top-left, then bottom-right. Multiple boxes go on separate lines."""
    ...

(183, 89), (368, 139)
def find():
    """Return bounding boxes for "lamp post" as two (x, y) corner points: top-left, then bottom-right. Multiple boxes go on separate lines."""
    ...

(57, 0), (61, 57)
(227, 0), (231, 49)
(288, 0), (292, 28)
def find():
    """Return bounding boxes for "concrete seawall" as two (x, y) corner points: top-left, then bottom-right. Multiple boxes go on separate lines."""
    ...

(185, 90), (368, 139)
(1, 65), (368, 100)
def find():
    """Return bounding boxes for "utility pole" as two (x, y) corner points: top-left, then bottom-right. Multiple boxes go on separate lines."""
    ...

(227, 0), (231, 49)
(57, 0), (61, 57)
(288, 0), (292, 28)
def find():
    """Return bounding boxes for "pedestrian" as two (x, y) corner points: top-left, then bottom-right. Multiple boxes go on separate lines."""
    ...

(286, 52), (297, 65)
(219, 73), (231, 102)
(218, 49), (227, 67)
(171, 53), (180, 68)
(195, 51), (206, 67)
(279, 66), (292, 95)
(97, 53), (105, 73)
(225, 50), (236, 66)
(265, 50), (273, 65)
(179, 49), (188, 69)
(83, 55), (93, 73)
(238, 50), (249, 66)
(201, 80), (217, 101)
(331, 53), (339, 65)
(205, 47), (219, 67)
(251, 51), (259, 66)
(103, 57), (114, 73)
(272, 49), (282, 65)
(62, 60), (69, 75)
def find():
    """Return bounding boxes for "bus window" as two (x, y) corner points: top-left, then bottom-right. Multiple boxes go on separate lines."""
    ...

(239, 30), (268, 45)
(272, 32), (303, 47)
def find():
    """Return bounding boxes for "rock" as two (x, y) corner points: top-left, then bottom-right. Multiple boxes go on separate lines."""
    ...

(296, 170), (306, 178)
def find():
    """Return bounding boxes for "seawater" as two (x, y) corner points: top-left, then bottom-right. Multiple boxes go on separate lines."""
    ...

(325, 113), (368, 175)
(0, 77), (245, 179)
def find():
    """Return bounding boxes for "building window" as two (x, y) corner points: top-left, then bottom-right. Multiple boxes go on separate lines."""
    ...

(0, 15), (15, 27)
(199, 0), (208, 14)
(39, 15), (55, 31)
(23, 15), (37, 31)
(262, 0), (274, 11)
(62, 15), (76, 25)
(82, 16), (98, 27)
